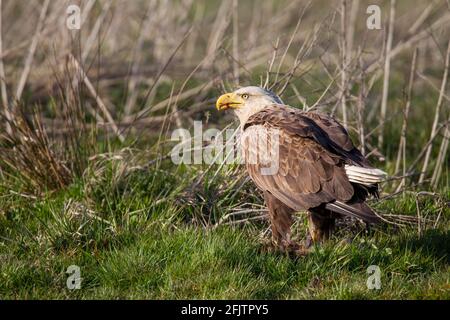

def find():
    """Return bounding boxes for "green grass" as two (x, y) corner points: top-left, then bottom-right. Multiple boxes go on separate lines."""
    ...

(1, 73), (449, 299)
(0, 157), (448, 300)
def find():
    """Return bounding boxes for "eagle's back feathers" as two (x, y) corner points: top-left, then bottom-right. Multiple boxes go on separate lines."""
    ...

(242, 105), (381, 223)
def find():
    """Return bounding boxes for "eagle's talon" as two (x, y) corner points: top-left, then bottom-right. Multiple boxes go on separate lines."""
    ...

(294, 246), (310, 257)
(303, 234), (313, 249)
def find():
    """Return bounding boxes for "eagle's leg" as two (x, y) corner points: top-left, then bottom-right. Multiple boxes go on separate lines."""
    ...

(307, 209), (336, 244)
(263, 191), (300, 252)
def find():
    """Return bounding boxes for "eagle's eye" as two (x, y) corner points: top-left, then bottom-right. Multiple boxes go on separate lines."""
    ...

(241, 94), (249, 99)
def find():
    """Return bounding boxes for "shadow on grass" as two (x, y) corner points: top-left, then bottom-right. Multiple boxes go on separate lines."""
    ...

(397, 229), (449, 264)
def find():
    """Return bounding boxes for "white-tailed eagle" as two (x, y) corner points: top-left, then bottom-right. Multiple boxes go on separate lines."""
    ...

(216, 86), (387, 253)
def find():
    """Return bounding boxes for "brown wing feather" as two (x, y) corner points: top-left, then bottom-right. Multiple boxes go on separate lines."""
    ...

(244, 105), (369, 167)
(301, 111), (370, 166)
(241, 124), (354, 212)
(300, 112), (354, 151)
(242, 105), (380, 222)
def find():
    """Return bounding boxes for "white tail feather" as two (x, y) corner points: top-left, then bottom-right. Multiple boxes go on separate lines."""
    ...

(345, 165), (387, 186)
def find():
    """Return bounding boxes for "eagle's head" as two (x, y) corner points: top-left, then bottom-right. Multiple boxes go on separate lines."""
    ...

(216, 86), (283, 124)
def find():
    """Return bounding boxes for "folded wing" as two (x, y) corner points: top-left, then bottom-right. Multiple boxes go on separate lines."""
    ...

(242, 106), (383, 223)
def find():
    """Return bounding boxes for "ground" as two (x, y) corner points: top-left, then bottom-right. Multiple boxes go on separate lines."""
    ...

(1, 163), (448, 299)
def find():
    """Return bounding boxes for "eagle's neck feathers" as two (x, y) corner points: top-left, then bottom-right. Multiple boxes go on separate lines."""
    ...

(235, 103), (284, 127)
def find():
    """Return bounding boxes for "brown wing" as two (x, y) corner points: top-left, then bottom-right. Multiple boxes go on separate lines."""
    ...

(242, 106), (380, 223)
(244, 105), (369, 167)
(298, 108), (379, 199)
(300, 111), (370, 167)
(241, 124), (354, 212)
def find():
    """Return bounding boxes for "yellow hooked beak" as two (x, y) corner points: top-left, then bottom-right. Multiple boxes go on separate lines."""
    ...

(216, 93), (244, 111)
